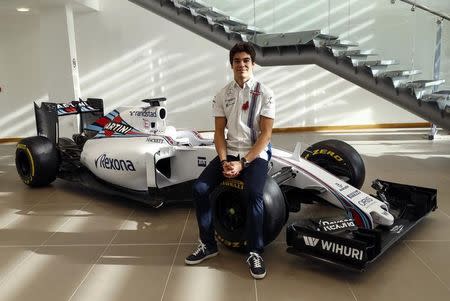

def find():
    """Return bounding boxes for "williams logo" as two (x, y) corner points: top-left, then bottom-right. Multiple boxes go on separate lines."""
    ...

(303, 236), (319, 247)
(95, 154), (136, 171)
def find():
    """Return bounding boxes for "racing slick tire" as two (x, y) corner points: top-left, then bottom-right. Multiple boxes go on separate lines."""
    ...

(15, 136), (59, 187)
(211, 176), (287, 250)
(301, 139), (365, 189)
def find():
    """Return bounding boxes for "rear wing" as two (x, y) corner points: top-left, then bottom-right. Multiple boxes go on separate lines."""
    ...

(35, 98), (104, 145)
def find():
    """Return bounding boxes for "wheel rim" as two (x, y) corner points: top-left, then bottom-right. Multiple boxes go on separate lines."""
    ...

(16, 150), (31, 178)
(216, 192), (246, 232)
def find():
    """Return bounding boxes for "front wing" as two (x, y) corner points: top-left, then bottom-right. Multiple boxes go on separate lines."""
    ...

(286, 179), (437, 271)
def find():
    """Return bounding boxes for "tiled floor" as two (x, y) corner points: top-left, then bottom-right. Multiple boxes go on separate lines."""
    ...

(0, 129), (449, 301)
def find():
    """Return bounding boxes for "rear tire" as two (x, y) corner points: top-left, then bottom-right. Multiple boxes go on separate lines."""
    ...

(211, 176), (287, 250)
(15, 136), (59, 187)
(301, 139), (365, 189)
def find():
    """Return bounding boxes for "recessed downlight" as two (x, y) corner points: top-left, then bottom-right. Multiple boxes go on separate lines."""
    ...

(16, 8), (30, 12)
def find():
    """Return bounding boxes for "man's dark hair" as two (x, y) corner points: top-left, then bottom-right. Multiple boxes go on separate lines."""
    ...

(229, 42), (256, 65)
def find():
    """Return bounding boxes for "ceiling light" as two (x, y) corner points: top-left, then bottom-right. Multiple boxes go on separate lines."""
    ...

(16, 8), (30, 12)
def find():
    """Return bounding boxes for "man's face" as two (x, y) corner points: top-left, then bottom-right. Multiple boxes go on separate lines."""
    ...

(231, 52), (254, 81)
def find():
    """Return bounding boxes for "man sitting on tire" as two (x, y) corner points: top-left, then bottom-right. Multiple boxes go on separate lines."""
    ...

(185, 42), (275, 279)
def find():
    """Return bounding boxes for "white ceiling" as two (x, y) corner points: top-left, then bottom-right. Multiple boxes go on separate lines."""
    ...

(0, 0), (99, 15)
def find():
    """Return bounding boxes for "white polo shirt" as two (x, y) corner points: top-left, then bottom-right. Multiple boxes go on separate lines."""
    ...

(212, 77), (275, 160)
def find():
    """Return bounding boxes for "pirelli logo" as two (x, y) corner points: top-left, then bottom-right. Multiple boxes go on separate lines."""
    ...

(303, 236), (319, 247)
(221, 179), (244, 190)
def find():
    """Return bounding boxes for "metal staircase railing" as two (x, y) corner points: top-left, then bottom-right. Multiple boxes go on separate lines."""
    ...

(129, 0), (450, 131)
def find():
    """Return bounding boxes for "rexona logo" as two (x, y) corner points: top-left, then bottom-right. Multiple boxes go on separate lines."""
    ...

(95, 154), (136, 172)
(319, 218), (356, 232)
(303, 236), (364, 261)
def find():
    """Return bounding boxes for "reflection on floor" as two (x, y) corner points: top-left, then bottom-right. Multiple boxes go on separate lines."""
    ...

(0, 129), (449, 301)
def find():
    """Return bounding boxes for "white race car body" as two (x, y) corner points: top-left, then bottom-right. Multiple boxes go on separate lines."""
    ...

(77, 102), (393, 230)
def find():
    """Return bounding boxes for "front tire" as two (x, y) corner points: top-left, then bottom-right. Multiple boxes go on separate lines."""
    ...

(15, 136), (59, 187)
(211, 176), (287, 250)
(301, 139), (365, 189)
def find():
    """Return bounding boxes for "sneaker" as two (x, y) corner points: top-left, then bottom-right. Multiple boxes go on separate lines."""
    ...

(185, 240), (218, 265)
(246, 252), (266, 279)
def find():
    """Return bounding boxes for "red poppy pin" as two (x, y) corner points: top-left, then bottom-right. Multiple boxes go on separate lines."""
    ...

(242, 101), (249, 111)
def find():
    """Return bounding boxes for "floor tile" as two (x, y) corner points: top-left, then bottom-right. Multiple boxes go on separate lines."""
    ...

(0, 246), (104, 301)
(113, 207), (189, 244)
(0, 203), (87, 246)
(347, 242), (450, 301)
(0, 247), (36, 283)
(406, 241), (450, 290)
(70, 245), (176, 301)
(163, 245), (256, 301)
(46, 201), (134, 245)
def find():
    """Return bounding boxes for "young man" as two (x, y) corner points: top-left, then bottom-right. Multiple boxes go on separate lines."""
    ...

(185, 42), (275, 279)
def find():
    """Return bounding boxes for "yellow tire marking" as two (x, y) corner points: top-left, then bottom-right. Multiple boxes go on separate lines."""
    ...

(17, 143), (35, 177)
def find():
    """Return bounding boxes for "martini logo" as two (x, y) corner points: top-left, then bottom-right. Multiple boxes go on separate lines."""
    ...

(104, 122), (133, 135)
(95, 154), (136, 171)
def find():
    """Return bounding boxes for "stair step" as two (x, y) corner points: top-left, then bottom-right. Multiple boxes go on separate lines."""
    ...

(224, 24), (262, 35)
(403, 79), (445, 89)
(389, 76), (413, 88)
(353, 59), (397, 67)
(421, 92), (450, 112)
(314, 39), (359, 48)
(315, 33), (339, 40)
(250, 30), (322, 47)
(209, 15), (244, 25)
(333, 49), (376, 57)
(378, 70), (422, 78)
(172, 0), (204, 9)
(401, 80), (446, 99)
(421, 90), (450, 102)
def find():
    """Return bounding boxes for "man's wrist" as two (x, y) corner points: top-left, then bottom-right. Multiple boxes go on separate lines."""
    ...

(240, 157), (249, 169)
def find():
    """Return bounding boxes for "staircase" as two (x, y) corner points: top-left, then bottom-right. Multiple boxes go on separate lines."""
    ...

(129, 0), (450, 131)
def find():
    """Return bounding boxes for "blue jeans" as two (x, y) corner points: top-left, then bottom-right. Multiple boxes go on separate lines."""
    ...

(192, 155), (268, 253)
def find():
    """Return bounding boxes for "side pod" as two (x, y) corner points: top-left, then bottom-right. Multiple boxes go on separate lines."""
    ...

(286, 179), (437, 271)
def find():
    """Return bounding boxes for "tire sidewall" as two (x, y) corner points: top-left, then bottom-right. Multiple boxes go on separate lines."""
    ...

(15, 136), (59, 187)
(211, 177), (287, 250)
(301, 139), (365, 189)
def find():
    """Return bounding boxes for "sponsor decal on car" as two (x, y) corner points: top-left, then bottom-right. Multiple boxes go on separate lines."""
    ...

(303, 235), (364, 261)
(95, 154), (136, 171)
(311, 149), (343, 162)
(197, 156), (207, 167)
(335, 182), (350, 192)
(347, 190), (361, 199)
(318, 218), (356, 232)
(357, 196), (374, 207)
(104, 122), (133, 135)
(146, 136), (165, 144)
(390, 224), (405, 234)
(129, 110), (157, 117)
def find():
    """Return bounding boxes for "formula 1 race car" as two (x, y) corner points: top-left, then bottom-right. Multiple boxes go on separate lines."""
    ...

(15, 98), (437, 271)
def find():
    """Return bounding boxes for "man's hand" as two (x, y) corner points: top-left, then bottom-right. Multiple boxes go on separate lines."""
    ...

(222, 161), (243, 178)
